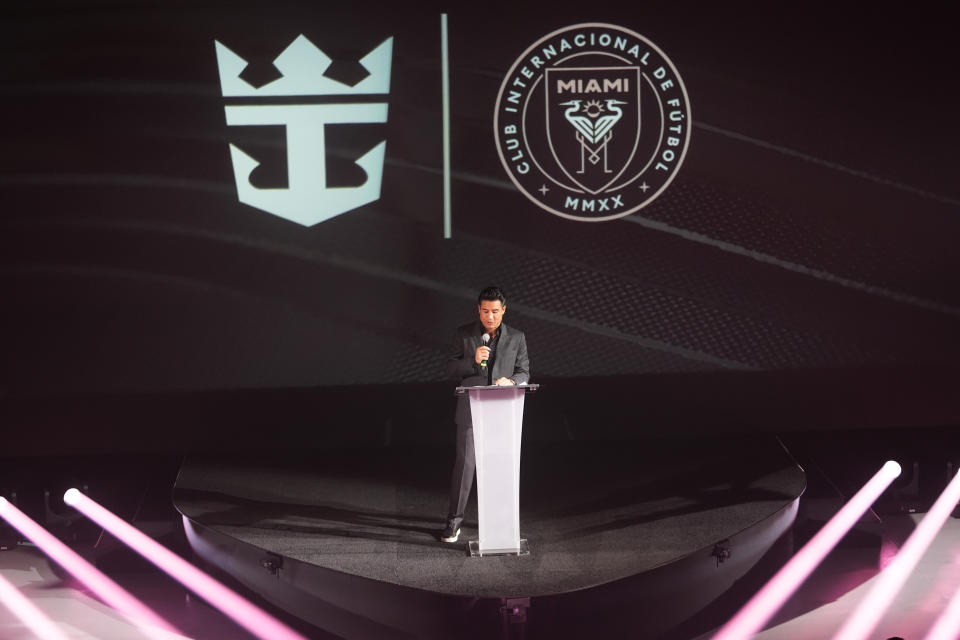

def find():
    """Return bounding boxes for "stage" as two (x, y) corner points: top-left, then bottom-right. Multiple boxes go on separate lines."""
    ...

(174, 436), (804, 639)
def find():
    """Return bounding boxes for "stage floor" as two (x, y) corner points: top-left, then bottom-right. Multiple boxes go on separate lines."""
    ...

(174, 437), (804, 599)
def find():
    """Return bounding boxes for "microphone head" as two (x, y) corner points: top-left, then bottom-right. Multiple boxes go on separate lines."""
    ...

(482, 333), (490, 344)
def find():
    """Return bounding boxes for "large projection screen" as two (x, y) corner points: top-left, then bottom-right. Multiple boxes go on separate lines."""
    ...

(3, 3), (958, 397)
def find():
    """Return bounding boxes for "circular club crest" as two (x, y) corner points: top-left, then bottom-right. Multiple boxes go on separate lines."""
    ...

(494, 23), (691, 221)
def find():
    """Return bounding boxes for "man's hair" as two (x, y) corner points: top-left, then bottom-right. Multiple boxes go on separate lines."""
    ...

(478, 286), (506, 306)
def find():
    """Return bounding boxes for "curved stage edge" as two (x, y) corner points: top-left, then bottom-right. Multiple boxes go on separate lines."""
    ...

(174, 438), (804, 639)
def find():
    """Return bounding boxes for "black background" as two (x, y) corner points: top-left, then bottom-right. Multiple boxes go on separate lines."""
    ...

(2, 2), (959, 451)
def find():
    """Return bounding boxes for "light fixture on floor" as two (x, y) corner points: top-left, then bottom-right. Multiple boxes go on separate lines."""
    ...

(832, 465), (960, 640)
(712, 460), (902, 640)
(0, 496), (179, 640)
(64, 488), (309, 640)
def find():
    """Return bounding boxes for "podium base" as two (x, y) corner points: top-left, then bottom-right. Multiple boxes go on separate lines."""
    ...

(468, 538), (529, 557)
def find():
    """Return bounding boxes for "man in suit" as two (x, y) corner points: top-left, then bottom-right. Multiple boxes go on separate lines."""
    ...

(440, 286), (530, 543)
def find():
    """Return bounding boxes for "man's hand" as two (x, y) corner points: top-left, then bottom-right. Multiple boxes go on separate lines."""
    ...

(495, 377), (515, 386)
(475, 346), (491, 364)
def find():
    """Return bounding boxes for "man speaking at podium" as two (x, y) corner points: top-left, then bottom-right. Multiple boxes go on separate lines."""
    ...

(440, 286), (530, 543)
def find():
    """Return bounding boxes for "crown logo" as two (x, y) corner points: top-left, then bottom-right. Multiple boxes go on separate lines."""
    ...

(214, 35), (392, 97)
(214, 33), (393, 226)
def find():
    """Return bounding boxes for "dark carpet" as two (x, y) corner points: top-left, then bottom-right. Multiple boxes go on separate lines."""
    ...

(174, 437), (804, 597)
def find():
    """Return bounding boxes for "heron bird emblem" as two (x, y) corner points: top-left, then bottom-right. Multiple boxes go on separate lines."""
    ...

(558, 98), (627, 174)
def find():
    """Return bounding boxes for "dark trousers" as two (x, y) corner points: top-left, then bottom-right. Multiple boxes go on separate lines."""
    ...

(446, 421), (475, 523)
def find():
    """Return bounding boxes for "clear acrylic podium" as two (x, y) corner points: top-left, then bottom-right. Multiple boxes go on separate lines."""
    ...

(455, 383), (539, 557)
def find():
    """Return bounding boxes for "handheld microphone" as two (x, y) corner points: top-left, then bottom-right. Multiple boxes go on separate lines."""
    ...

(480, 333), (490, 367)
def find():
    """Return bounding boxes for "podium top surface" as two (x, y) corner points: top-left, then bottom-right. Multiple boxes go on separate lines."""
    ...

(454, 383), (539, 395)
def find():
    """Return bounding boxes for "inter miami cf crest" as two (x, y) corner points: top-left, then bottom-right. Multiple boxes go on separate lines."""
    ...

(214, 35), (392, 226)
(494, 24), (691, 222)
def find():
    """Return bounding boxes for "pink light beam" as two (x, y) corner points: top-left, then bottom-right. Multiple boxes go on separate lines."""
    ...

(0, 572), (71, 640)
(923, 549), (960, 640)
(711, 460), (902, 640)
(924, 558), (960, 640)
(0, 496), (180, 640)
(64, 488), (308, 640)
(833, 465), (960, 640)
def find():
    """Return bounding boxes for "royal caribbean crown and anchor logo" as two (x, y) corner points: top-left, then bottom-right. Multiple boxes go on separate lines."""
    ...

(214, 35), (392, 226)
(494, 23), (691, 222)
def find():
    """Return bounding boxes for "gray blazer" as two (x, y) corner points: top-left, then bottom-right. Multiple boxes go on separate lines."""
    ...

(447, 321), (530, 426)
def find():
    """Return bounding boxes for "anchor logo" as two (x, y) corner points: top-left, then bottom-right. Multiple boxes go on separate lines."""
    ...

(214, 35), (393, 226)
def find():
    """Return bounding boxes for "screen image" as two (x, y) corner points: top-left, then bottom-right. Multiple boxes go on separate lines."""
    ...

(3, 2), (958, 396)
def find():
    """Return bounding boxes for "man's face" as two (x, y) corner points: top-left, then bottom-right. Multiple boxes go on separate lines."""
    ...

(478, 299), (505, 333)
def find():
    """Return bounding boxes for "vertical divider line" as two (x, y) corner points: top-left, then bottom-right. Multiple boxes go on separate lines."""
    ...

(441, 13), (452, 238)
